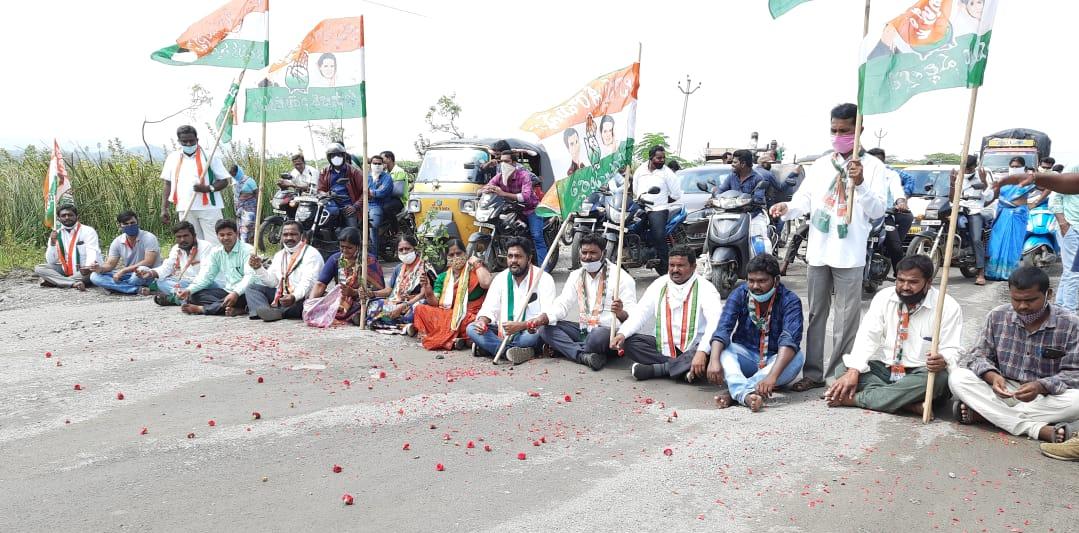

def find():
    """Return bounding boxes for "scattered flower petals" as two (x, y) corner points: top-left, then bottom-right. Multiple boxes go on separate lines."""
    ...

(528, 391), (540, 398)
(45, 351), (52, 358)
(140, 427), (148, 435)
(187, 432), (196, 439)
(484, 444), (492, 452)
(466, 441), (475, 449)
(116, 392), (125, 400)
(257, 376), (264, 384)
(379, 371), (387, 379)
(332, 464), (343, 473)
(435, 463), (445, 471)
(73, 384), (82, 391)
(403, 442), (411, 451)
(663, 448), (673, 456)
(540, 436), (547, 443)
(517, 452), (527, 460)
(343, 379), (351, 387)
(672, 411), (678, 418)
(532, 440), (540, 447)
(563, 395), (572, 402)
(196, 343), (202, 348)
(341, 493), (354, 506)
(207, 420), (216, 427)
(252, 412), (261, 420)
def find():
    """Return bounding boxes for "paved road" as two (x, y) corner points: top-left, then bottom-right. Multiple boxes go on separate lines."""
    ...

(1, 257), (1075, 532)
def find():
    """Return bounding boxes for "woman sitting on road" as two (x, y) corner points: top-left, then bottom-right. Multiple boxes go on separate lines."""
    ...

(303, 228), (384, 327)
(366, 235), (436, 334)
(413, 239), (493, 350)
(986, 157), (1036, 281)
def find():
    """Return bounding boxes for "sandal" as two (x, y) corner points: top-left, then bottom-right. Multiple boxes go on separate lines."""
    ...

(953, 400), (976, 425)
(1052, 420), (1079, 443)
(789, 378), (825, 393)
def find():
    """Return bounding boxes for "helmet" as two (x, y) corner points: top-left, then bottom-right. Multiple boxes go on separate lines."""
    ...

(326, 142), (347, 161)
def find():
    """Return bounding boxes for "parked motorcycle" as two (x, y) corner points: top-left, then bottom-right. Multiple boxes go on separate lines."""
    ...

(906, 197), (992, 279)
(601, 186), (689, 273)
(569, 187), (607, 270)
(259, 189), (351, 260)
(1022, 196), (1060, 268)
(862, 214), (892, 294)
(779, 215), (808, 276)
(465, 192), (557, 271)
(698, 180), (777, 299)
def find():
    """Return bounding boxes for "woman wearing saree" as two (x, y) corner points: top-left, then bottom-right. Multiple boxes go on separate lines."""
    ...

(413, 239), (493, 350)
(303, 228), (385, 327)
(367, 235), (436, 333)
(987, 157), (1036, 281)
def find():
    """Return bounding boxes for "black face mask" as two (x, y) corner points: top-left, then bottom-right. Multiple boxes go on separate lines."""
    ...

(897, 288), (928, 307)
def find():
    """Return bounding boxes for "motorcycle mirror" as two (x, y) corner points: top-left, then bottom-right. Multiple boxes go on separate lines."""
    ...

(924, 184), (933, 192)
(528, 293), (538, 303)
(647, 186), (661, 194)
(696, 181), (710, 192)
(463, 162), (476, 170)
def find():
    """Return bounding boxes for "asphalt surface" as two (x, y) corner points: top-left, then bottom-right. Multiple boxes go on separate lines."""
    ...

(1, 253), (1076, 532)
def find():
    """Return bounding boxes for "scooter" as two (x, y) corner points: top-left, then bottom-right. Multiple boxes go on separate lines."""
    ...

(1022, 195), (1060, 268)
(698, 180), (777, 299)
(601, 186), (688, 273)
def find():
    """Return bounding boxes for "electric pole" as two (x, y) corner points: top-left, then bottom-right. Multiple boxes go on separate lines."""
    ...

(676, 75), (701, 155)
(874, 128), (888, 148)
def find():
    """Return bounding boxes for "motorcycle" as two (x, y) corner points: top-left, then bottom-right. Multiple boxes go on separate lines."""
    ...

(779, 215), (808, 276)
(906, 197), (992, 279)
(601, 186), (689, 273)
(465, 191), (557, 271)
(375, 210), (418, 263)
(863, 214), (892, 294)
(1022, 195), (1060, 268)
(259, 187), (351, 260)
(568, 187), (607, 270)
(698, 181), (777, 299)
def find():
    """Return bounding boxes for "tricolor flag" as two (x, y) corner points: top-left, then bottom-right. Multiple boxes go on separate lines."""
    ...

(244, 16), (366, 123)
(151, 0), (269, 69)
(859, 0), (998, 115)
(521, 63), (639, 219)
(769, 0), (813, 19)
(216, 80), (241, 144)
(43, 140), (72, 228)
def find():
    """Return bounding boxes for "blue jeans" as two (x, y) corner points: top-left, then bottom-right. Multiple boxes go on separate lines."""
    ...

(89, 271), (153, 294)
(1057, 226), (1079, 311)
(156, 278), (192, 295)
(720, 343), (805, 406)
(526, 212), (549, 268)
(467, 323), (542, 357)
(369, 205), (385, 252)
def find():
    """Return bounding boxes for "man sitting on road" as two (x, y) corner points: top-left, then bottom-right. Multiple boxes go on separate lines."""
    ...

(949, 266), (1079, 457)
(708, 254), (805, 412)
(826, 255), (961, 416)
(35, 204), (101, 291)
(480, 151), (548, 268)
(177, 219), (253, 316)
(468, 238), (556, 365)
(611, 245), (723, 382)
(535, 233), (637, 371)
(138, 221), (212, 306)
(88, 210), (162, 295)
(244, 221), (325, 322)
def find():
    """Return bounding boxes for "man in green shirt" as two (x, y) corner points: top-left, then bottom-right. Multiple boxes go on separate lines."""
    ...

(176, 219), (254, 316)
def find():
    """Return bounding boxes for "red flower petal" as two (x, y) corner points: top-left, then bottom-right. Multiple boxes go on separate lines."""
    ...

(540, 436), (547, 443)
(528, 391), (540, 397)
(484, 444), (492, 452)
(208, 420), (216, 427)
(532, 440), (540, 446)
(140, 427), (148, 435)
(252, 412), (261, 420)
(517, 452), (527, 460)
(563, 395), (572, 403)
(466, 441), (475, 449)
(402, 442), (411, 450)
(73, 384), (82, 391)
(672, 411), (678, 418)
(343, 379), (351, 387)
(196, 343), (202, 349)
(435, 463), (445, 471)
(663, 448), (673, 456)
(443, 433), (451, 441)
(341, 493), (354, 505)
(187, 432), (196, 439)
(332, 464), (343, 473)
(379, 371), (387, 379)
(257, 376), (264, 384)
(116, 392), (125, 400)
(45, 351), (52, 358)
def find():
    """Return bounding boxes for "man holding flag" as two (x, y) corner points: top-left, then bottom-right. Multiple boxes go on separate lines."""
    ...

(160, 125), (230, 245)
(35, 204), (100, 291)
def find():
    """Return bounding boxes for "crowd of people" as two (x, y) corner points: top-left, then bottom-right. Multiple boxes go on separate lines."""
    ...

(33, 108), (1079, 463)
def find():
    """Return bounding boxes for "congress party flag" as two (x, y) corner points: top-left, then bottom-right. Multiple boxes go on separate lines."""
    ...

(244, 16), (366, 123)
(215, 80), (240, 144)
(522, 63), (639, 219)
(43, 140), (72, 228)
(859, 0), (998, 115)
(769, 0), (813, 19)
(151, 0), (269, 69)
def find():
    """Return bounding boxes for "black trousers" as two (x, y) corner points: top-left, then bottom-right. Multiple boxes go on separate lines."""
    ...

(244, 285), (305, 319)
(189, 288), (247, 315)
(884, 211), (914, 272)
(647, 210), (670, 274)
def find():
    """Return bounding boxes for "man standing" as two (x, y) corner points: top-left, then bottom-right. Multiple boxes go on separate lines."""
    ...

(89, 211), (162, 294)
(279, 153), (317, 192)
(229, 164), (258, 244)
(244, 221), (324, 322)
(317, 143), (366, 231)
(949, 266), (1079, 449)
(380, 150), (409, 225)
(160, 125), (230, 245)
(866, 147), (913, 277)
(1049, 163), (1079, 311)
(138, 221), (212, 306)
(611, 246), (723, 382)
(176, 219), (253, 316)
(633, 146), (682, 275)
(770, 103), (887, 391)
(481, 151), (548, 267)
(708, 254), (805, 412)
(715, 149), (773, 256)
(956, 155), (993, 286)
(536, 233), (637, 371)
(468, 238), (557, 365)
(35, 204), (101, 291)
(826, 255), (961, 416)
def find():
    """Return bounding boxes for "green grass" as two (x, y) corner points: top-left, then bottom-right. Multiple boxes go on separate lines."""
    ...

(0, 240), (42, 275)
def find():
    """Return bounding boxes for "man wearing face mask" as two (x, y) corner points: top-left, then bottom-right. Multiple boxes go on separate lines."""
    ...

(955, 155), (993, 285)
(88, 210), (162, 294)
(633, 146), (682, 274)
(949, 266), (1079, 456)
(36, 204), (101, 291)
(317, 143), (366, 231)
(160, 125), (230, 245)
(480, 152), (548, 268)
(367, 154), (394, 252)
(825, 255), (960, 416)
(707, 254), (805, 412)
(770, 103), (887, 392)
(534, 233), (637, 371)
(244, 221), (325, 322)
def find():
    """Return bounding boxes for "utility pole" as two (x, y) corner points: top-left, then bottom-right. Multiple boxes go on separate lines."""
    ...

(874, 128), (888, 148)
(676, 75), (701, 155)
(305, 122), (318, 158)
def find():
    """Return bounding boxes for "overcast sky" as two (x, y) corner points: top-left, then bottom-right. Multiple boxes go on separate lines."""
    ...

(3, 0), (1074, 164)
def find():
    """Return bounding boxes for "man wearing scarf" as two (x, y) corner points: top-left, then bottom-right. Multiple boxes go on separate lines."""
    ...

(88, 210), (162, 294)
(611, 246), (723, 381)
(708, 254), (805, 412)
(138, 221), (213, 306)
(36, 204), (101, 291)
(950, 266), (1079, 455)
(536, 233), (637, 371)
(160, 125), (230, 245)
(826, 255), (960, 416)
(317, 143), (366, 231)
(244, 221), (325, 322)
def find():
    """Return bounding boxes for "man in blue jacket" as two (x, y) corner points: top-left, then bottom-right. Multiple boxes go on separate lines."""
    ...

(367, 153), (394, 253)
(702, 254), (805, 412)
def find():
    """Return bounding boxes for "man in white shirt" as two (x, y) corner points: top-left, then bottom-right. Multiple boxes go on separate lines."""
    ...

(35, 204), (101, 291)
(771, 103), (887, 391)
(137, 221), (213, 306)
(279, 153), (318, 192)
(468, 238), (557, 365)
(611, 246), (723, 382)
(160, 125), (230, 245)
(535, 233), (637, 370)
(244, 221), (325, 322)
(825, 255), (961, 416)
(632, 146), (682, 275)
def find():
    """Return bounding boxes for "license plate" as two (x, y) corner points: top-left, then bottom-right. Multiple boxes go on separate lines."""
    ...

(689, 233), (706, 240)
(474, 222), (495, 230)
(922, 220), (942, 226)
(604, 222), (621, 231)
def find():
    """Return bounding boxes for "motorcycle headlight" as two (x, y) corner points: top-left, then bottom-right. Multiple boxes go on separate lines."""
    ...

(461, 199), (476, 215)
(924, 209), (938, 219)
(296, 205), (313, 222)
(289, 200), (298, 208)
(407, 199), (421, 213)
(578, 201), (593, 216)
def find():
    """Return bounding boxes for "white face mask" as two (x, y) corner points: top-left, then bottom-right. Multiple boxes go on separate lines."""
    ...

(1008, 167), (1026, 176)
(582, 259), (604, 274)
(398, 251), (417, 264)
(500, 162), (516, 177)
(371, 164), (384, 175)
(283, 242), (299, 253)
(331, 156), (345, 167)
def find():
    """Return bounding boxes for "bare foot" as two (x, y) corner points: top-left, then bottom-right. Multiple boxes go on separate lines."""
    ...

(903, 402), (928, 419)
(1038, 425), (1068, 443)
(825, 395), (857, 408)
(72, 281), (86, 292)
(181, 304), (204, 315)
(714, 392), (734, 409)
(138, 287), (152, 296)
(224, 306), (247, 317)
(746, 393), (764, 413)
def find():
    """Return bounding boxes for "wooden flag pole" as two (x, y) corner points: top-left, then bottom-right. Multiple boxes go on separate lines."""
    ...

(252, 116), (268, 254)
(358, 16), (372, 329)
(610, 44), (643, 346)
(923, 86), (980, 423)
(179, 68), (247, 224)
(846, 0), (872, 224)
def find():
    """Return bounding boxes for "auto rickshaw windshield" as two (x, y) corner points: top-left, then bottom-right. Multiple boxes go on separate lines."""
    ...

(417, 148), (489, 183)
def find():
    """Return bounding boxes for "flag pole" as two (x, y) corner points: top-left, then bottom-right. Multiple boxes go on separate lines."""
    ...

(179, 68), (248, 224)
(923, 86), (980, 423)
(358, 16), (372, 330)
(610, 43), (643, 346)
(252, 114), (268, 254)
(846, 0), (872, 224)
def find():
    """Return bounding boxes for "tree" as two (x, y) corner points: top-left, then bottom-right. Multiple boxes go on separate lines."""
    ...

(921, 152), (961, 165)
(141, 84), (213, 164)
(414, 93), (465, 157)
(633, 132), (693, 170)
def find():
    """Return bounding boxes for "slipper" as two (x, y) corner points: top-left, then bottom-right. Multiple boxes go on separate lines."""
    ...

(153, 294), (171, 306)
(953, 400), (976, 425)
(257, 307), (284, 322)
(790, 378), (825, 393)
(1052, 420), (1079, 443)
